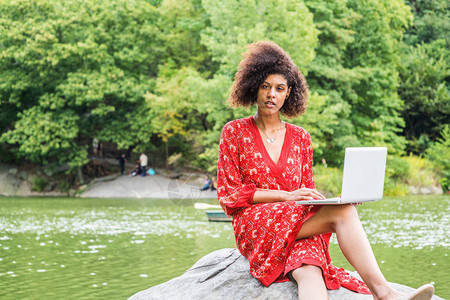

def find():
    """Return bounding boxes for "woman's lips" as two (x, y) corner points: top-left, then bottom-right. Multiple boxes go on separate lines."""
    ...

(265, 101), (276, 107)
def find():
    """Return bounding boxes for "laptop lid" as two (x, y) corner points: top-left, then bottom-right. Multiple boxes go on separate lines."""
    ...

(340, 147), (387, 203)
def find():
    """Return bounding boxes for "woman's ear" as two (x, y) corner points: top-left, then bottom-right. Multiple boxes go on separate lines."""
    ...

(286, 86), (292, 99)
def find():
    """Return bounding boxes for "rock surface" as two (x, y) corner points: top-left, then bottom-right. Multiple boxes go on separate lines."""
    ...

(81, 174), (217, 199)
(0, 163), (66, 197)
(0, 161), (215, 199)
(129, 248), (443, 300)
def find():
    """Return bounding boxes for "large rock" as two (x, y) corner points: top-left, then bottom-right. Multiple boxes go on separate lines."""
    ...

(0, 164), (30, 196)
(129, 248), (443, 300)
(0, 162), (66, 197)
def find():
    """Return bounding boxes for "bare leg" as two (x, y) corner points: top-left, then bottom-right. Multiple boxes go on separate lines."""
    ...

(296, 205), (399, 300)
(291, 265), (329, 300)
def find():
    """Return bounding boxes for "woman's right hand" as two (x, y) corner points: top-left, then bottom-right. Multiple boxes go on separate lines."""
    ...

(283, 188), (325, 202)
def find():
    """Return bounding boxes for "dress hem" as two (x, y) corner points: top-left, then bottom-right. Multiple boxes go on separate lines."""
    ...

(258, 205), (321, 287)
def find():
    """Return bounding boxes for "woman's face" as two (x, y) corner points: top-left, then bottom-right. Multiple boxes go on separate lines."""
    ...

(256, 74), (291, 115)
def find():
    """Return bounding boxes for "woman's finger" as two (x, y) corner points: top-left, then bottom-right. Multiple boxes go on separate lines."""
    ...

(291, 188), (325, 200)
(300, 188), (325, 199)
(311, 190), (325, 199)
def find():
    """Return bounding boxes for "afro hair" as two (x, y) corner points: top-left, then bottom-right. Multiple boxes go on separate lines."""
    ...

(228, 41), (309, 118)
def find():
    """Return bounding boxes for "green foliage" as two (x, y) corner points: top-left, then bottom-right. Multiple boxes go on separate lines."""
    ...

(386, 155), (410, 180)
(398, 0), (449, 155)
(0, 0), (447, 194)
(0, 0), (164, 169)
(383, 180), (409, 196)
(201, 0), (318, 76)
(398, 40), (450, 153)
(403, 155), (440, 188)
(157, 0), (211, 72)
(403, 0), (450, 46)
(291, 93), (342, 160)
(426, 125), (450, 192)
(32, 177), (47, 192)
(384, 154), (441, 195)
(315, 154), (442, 197)
(303, 0), (410, 165)
(57, 181), (71, 193)
(313, 165), (342, 197)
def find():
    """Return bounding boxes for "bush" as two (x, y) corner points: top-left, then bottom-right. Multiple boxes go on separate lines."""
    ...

(383, 179), (409, 196)
(386, 155), (410, 180)
(32, 177), (47, 192)
(57, 181), (71, 193)
(314, 154), (442, 197)
(313, 165), (342, 197)
(403, 155), (440, 188)
(426, 125), (450, 192)
(384, 154), (442, 195)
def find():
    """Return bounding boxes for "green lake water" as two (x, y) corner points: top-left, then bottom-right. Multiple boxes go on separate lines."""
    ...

(0, 195), (448, 299)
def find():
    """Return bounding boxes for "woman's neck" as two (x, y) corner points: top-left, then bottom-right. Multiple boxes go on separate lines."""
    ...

(254, 112), (283, 130)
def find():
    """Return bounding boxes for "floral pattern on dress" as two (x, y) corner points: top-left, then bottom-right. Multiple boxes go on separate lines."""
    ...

(217, 116), (370, 294)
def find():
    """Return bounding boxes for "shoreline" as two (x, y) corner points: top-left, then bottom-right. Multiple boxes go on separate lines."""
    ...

(0, 161), (218, 199)
(0, 161), (444, 198)
(79, 173), (218, 199)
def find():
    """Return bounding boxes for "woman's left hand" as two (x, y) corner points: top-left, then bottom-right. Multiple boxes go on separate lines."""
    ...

(283, 188), (325, 202)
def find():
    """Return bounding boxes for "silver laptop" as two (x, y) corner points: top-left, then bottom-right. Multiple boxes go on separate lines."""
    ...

(296, 147), (387, 205)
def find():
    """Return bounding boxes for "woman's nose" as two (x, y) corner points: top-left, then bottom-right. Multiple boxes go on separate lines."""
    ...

(268, 87), (276, 97)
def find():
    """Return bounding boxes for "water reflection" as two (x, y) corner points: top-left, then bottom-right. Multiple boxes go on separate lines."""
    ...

(357, 195), (449, 248)
(0, 195), (448, 299)
(1, 197), (447, 249)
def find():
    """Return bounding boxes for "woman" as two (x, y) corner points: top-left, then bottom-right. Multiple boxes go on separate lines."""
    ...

(217, 41), (434, 300)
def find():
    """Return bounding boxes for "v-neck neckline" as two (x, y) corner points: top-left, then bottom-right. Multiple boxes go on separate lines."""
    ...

(250, 116), (291, 168)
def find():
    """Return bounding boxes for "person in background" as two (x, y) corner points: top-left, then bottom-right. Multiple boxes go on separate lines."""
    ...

(200, 176), (212, 191)
(130, 163), (140, 177)
(92, 137), (99, 157)
(118, 154), (127, 176)
(210, 176), (217, 191)
(139, 152), (148, 176)
(97, 141), (103, 158)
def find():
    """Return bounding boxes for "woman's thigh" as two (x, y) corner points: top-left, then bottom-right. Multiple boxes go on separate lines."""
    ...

(296, 204), (356, 240)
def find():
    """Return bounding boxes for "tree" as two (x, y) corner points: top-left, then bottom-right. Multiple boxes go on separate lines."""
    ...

(303, 0), (411, 164)
(426, 125), (450, 192)
(397, 0), (450, 154)
(201, 0), (318, 77)
(0, 0), (164, 170)
(156, 0), (212, 73)
(302, 0), (362, 164)
(403, 0), (450, 46)
(398, 40), (450, 154)
(192, 0), (319, 170)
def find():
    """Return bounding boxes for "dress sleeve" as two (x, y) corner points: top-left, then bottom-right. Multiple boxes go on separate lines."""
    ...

(217, 123), (257, 216)
(300, 131), (316, 189)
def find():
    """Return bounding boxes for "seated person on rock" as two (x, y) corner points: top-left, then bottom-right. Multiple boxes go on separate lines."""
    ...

(130, 163), (141, 177)
(210, 176), (217, 191)
(200, 176), (212, 191)
(216, 41), (434, 300)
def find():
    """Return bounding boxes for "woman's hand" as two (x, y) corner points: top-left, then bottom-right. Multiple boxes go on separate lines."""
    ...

(283, 188), (325, 202)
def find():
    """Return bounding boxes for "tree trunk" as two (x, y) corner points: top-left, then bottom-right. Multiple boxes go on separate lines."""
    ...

(77, 167), (85, 185)
(165, 141), (169, 169)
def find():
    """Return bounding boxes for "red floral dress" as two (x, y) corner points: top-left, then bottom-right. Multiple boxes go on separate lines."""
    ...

(217, 116), (370, 294)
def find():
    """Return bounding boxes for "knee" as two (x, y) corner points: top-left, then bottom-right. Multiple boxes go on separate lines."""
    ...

(291, 265), (323, 283)
(329, 204), (358, 229)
